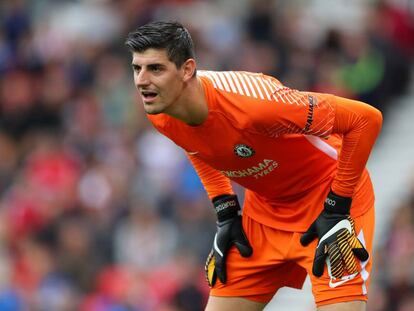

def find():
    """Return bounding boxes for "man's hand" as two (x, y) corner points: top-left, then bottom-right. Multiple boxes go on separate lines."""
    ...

(205, 195), (253, 287)
(300, 191), (369, 279)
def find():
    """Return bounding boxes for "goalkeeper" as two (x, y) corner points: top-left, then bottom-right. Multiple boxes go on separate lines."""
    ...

(125, 21), (382, 311)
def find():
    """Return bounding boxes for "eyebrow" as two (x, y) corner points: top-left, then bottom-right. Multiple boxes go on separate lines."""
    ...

(131, 62), (166, 68)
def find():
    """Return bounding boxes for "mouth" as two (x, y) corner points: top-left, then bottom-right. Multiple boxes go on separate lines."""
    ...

(140, 90), (158, 103)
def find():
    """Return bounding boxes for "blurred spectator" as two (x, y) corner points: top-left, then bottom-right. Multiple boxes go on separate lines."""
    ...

(113, 201), (179, 270)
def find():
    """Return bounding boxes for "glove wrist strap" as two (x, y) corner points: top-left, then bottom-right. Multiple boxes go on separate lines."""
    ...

(212, 194), (240, 222)
(324, 190), (352, 215)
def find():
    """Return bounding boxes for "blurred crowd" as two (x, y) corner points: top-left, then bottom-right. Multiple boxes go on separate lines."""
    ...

(0, 0), (413, 310)
(370, 179), (414, 311)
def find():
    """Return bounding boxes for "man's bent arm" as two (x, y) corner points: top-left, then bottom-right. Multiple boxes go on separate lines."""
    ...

(330, 96), (382, 197)
(187, 154), (234, 199)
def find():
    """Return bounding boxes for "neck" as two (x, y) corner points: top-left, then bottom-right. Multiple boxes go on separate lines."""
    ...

(165, 76), (208, 126)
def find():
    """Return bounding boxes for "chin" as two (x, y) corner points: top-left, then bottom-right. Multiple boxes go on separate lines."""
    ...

(144, 105), (163, 115)
(145, 110), (162, 115)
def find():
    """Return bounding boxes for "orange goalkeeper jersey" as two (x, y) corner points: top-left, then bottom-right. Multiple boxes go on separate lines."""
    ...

(147, 71), (382, 231)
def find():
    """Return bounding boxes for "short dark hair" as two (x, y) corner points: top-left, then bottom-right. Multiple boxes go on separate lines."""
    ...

(125, 21), (195, 68)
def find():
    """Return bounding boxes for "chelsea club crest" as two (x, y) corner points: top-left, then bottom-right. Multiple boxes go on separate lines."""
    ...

(234, 144), (255, 158)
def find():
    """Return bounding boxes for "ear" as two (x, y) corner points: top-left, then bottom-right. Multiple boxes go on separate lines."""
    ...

(182, 58), (196, 82)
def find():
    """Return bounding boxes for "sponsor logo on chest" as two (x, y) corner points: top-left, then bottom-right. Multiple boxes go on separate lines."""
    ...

(220, 159), (278, 179)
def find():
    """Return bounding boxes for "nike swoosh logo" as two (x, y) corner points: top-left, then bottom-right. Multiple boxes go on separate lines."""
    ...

(329, 272), (358, 288)
(213, 234), (223, 257)
(326, 256), (358, 288)
(187, 151), (199, 155)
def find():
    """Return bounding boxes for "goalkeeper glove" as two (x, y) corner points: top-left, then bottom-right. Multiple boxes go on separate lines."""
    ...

(205, 195), (253, 287)
(300, 190), (369, 279)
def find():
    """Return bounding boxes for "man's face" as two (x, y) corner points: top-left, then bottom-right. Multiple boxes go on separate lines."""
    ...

(131, 48), (184, 115)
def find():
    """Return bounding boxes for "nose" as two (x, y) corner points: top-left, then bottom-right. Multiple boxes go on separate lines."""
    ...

(135, 69), (150, 87)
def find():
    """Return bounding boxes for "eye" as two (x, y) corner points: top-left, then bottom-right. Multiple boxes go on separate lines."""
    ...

(132, 65), (141, 73)
(149, 65), (163, 73)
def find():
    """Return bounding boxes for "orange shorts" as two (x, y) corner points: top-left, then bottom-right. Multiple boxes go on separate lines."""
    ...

(210, 205), (375, 307)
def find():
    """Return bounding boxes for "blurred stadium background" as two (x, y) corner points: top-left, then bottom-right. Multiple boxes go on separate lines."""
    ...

(0, 0), (413, 310)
